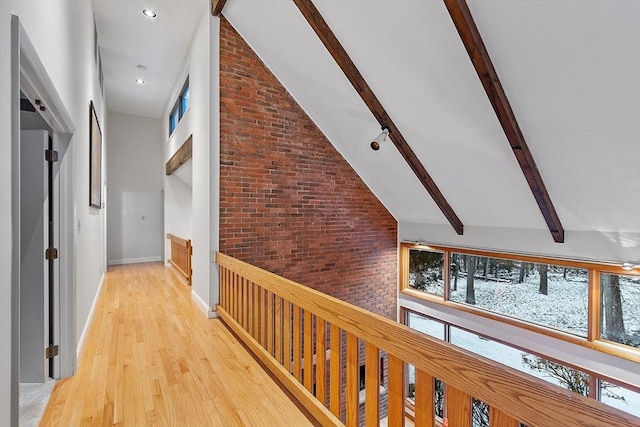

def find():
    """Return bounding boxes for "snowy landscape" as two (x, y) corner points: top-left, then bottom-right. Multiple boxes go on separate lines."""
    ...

(407, 261), (640, 420)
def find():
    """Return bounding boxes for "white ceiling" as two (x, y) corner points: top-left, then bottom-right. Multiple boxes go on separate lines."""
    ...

(92, 0), (640, 234)
(92, 0), (207, 118)
(222, 0), (640, 233)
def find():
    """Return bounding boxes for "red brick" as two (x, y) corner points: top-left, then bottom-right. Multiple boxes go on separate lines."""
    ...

(219, 19), (397, 320)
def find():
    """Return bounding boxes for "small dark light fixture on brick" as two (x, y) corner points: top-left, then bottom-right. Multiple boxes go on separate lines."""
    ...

(370, 127), (390, 151)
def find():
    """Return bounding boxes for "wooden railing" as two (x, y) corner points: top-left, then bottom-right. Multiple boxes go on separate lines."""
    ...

(216, 252), (639, 427)
(167, 233), (192, 285)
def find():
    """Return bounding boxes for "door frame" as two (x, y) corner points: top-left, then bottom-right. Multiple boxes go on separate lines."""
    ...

(11, 14), (77, 393)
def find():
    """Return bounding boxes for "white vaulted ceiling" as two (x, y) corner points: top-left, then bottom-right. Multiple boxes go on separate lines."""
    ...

(220, 0), (640, 235)
(94, 0), (640, 238)
(92, 0), (207, 118)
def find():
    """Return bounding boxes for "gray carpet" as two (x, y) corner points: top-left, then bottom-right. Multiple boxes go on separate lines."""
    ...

(19, 380), (56, 427)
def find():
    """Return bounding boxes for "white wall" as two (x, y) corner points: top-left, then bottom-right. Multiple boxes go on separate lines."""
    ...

(0, 2), (106, 424)
(163, 7), (219, 318)
(107, 111), (163, 265)
(165, 170), (193, 245)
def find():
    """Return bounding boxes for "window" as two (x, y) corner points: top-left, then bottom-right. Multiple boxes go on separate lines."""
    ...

(449, 254), (589, 337)
(599, 380), (640, 417)
(403, 308), (633, 426)
(600, 273), (640, 348)
(180, 82), (190, 115)
(169, 103), (179, 135)
(400, 243), (640, 424)
(168, 76), (189, 137)
(408, 248), (444, 296)
(400, 243), (640, 359)
(405, 312), (445, 417)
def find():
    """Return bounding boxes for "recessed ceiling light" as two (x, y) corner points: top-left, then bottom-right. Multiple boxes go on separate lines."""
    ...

(142, 9), (157, 19)
(135, 78), (145, 85)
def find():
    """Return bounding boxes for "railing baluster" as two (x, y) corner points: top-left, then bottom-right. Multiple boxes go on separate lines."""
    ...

(221, 267), (227, 311)
(387, 354), (405, 427)
(275, 296), (282, 364)
(242, 277), (248, 329)
(227, 269), (232, 313)
(238, 276), (244, 327)
(346, 332), (359, 427)
(489, 407), (519, 427)
(446, 385), (472, 427)
(284, 300), (292, 372)
(316, 317), (326, 405)
(252, 282), (259, 341)
(364, 343), (380, 427)
(415, 368), (435, 426)
(259, 287), (266, 348)
(232, 271), (238, 320)
(304, 310), (313, 392)
(246, 281), (253, 337)
(228, 270), (233, 318)
(293, 305), (301, 381)
(219, 267), (225, 310)
(329, 324), (341, 419)
(267, 291), (274, 356)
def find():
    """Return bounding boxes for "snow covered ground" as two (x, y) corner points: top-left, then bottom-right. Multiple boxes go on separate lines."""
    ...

(409, 271), (640, 416)
(411, 269), (640, 342)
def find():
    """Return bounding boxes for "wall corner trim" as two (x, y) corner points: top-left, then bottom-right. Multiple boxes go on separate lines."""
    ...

(191, 290), (218, 318)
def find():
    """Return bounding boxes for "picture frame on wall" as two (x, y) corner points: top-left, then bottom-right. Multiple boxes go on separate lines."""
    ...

(89, 100), (102, 208)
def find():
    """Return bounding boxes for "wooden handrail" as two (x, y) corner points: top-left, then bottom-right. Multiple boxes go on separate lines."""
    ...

(216, 252), (639, 427)
(167, 233), (192, 285)
(166, 233), (189, 248)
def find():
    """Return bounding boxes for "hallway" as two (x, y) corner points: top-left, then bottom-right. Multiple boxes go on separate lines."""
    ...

(40, 263), (314, 426)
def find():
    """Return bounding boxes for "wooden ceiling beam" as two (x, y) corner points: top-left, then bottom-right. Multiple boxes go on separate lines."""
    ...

(212, 0), (228, 16)
(166, 135), (193, 176)
(292, 0), (464, 235)
(444, 0), (565, 243)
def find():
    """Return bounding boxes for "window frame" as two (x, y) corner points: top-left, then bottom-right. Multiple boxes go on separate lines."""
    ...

(168, 76), (189, 137)
(399, 242), (640, 364)
(168, 100), (179, 136)
(401, 306), (640, 414)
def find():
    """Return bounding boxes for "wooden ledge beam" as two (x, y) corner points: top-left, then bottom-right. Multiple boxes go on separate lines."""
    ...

(444, 0), (565, 243)
(292, 0), (464, 235)
(212, 0), (228, 16)
(166, 135), (193, 175)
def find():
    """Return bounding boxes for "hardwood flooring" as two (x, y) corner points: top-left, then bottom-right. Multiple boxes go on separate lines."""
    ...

(40, 263), (314, 426)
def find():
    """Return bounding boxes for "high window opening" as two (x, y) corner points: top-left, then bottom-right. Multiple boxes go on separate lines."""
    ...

(168, 76), (189, 136)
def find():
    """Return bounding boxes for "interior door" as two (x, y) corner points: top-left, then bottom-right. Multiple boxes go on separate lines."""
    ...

(19, 129), (53, 382)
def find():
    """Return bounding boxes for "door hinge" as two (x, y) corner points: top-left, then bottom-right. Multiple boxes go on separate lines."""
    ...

(45, 149), (58, 162)
(45, 247), (58, 260)
(45, 345), (59, 359)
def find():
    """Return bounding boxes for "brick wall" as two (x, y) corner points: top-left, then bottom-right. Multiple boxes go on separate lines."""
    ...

(219, 18), (397, 320)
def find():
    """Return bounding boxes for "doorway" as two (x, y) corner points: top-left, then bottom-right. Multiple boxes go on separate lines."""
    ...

(19, 96), (59, 382)
(12, 15), (77, 426)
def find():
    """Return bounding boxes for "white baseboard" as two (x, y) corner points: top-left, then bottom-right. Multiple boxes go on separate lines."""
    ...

(76, 272), (105, 357)
(191, 290), (218, 319)
(108, 256), (162, 266)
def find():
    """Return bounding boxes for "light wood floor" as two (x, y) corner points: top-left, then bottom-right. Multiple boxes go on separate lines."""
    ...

(40, 263), (314, 426)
